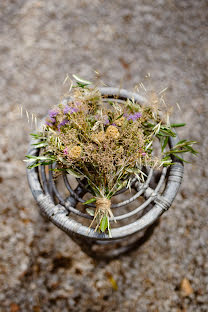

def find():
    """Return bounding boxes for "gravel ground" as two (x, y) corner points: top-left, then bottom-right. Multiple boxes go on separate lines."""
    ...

(0, 0), (207, 311)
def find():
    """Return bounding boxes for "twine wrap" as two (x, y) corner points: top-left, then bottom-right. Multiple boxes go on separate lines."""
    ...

(89, 197), (114, 235)
(95, 198), (112, 216)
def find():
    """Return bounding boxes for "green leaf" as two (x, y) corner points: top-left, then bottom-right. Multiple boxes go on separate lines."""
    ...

(100, 215), (108, 232)
(26, 159), (55, 169)
(25, 155), (55, 161)
(162, 136), (169, 152)
(169, 140), (198, 155)
(116, 180), (127, 191)
(32, 142), (48, 148)
(40, 161), (54, 165)
(30, 133), (43, 139)
(145, 141), (153, 151)
(170, 123), (186, 128)
(83, 198), (96, 205)
(27, 162), (41, 169)
(142, 122), (154, 128)
(86, 208), (95, 216)
(66, 168), (84, 178)
(86, 179), (101, 196)
(107, 112), (113, 123)
(108, 101), (114, 106)
(25, 155), (38, 159)
(157, 128), (176, 137)
(171, 149), (191, 153)
(174, 139), (187, 145)
(171, 153), (190, 163)
(115, 113), (124, 120)
(162, 155), (171, 161)
(161, 161), (173, 167)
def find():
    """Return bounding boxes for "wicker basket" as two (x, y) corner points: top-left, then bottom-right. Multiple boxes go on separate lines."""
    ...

(27, 88), (184, 259)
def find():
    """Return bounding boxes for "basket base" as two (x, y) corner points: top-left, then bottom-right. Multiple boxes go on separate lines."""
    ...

(70, 220), (160, 260)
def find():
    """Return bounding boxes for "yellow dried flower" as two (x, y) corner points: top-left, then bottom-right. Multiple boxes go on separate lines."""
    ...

(68, 146), (82, 159)
(92, 131), (106, 143)
(97, 131), (106, 142)
(106, 125), (120, 139)
(114, 116), (125, 126)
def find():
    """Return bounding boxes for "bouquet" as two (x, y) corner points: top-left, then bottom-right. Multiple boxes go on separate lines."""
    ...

(26, 76), (197, 237)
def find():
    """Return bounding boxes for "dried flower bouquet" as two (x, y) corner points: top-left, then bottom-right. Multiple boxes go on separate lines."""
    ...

(26, 77), (197, 236)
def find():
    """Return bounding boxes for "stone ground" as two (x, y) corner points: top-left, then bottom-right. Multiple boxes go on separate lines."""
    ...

(0, 0), (207, 311)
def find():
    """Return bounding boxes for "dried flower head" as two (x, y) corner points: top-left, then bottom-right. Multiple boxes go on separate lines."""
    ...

(92, 131), (106, 143)
(68, 146), (82, 159)
(114, 116), (125, 126)
(106, 125), (120, 139)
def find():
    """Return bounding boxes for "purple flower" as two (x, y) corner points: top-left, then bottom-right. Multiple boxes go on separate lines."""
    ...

(63, 105), (70, 114)
(45, 121), (52, 126)
(58, 119), (69, 129)
(142, 152), (146, 156)
(45, 117), (56, 126)
(64, 105), (79, 114)
(127, 114), (133, 121)
(127, 112), (142, 122)
(49, 109), (58, 118)
(50, 117), (56, 123)
(104, 118), (110, 125)
(135, 112), (142, 118)
(70, 107), (79, 113)
(111, 123), (117, 126)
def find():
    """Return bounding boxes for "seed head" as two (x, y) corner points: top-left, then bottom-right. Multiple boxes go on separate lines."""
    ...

(68, 146), (82, 159)
(114, 116), (125, 126)
(106, 125), (120, 139)
(92, 131), (106, 143)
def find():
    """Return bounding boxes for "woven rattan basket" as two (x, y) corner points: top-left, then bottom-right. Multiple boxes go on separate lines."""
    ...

(27, 88), (184, 259)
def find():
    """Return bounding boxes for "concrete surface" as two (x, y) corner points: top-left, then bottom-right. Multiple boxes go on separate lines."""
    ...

(0, 0), (207, 311)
